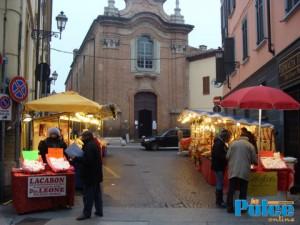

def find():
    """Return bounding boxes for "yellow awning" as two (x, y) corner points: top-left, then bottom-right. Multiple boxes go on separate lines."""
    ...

(24, 91), (114, 117)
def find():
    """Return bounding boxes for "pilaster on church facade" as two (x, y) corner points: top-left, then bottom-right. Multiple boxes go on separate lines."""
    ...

(66, 0), (194, 138)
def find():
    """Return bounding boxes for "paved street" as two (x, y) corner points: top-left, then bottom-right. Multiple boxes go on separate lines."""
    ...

(0, 145), (299, 225)
(102, 145), (215, 208)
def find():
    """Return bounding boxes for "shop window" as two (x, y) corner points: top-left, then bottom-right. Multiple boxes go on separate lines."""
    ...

(255, 0), (265, 45)
(137, 36), (154, 70)
(203, 76), (210, 95)
(242, 18), (248, 60)
(285, 0), (300, 13)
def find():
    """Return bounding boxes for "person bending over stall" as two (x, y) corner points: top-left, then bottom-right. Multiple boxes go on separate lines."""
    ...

(226, 129), (257, 213)
(38, 127), (67, 163)
(211, 129), (231, 208)
(74, 131), (103, 221)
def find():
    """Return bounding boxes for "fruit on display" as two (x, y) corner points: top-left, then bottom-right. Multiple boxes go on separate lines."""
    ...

(260, 157), (287, 169)
(22, 160), (45, 173)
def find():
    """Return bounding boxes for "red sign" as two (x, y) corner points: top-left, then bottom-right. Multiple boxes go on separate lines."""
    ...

(0, 54), (3, 65)
(9, 76), (28, 103)
(27, 176), (66, 198)
(213, 96), (222, 105)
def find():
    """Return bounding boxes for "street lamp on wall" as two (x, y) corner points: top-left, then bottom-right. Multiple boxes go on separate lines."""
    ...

(32, 11), (68, 40)
(50, 70), (58, 84)
(56, 11), (68, 39)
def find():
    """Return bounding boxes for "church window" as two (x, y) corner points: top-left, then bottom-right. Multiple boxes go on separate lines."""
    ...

(137, 36), (154, 69)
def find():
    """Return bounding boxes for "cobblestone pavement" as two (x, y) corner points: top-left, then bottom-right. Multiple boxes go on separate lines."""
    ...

(102, 146), (215, 208)
(1, 145), (299, 225)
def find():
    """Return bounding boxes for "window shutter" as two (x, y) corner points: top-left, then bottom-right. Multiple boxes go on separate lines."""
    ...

(256, 0), (259, 44)
(224, 37), (235, 75)
(242, 19), (248, 60)
(203, 76), (210, 95)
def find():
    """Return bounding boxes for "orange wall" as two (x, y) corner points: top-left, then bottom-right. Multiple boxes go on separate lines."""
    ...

(224, 0), (300, 94)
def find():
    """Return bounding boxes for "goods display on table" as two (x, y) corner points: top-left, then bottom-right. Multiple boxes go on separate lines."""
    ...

(21, 159), (45, 173)
(46, 148), (71, 172)
(21, 150), (45, 173)
(260, 152), (287, 170)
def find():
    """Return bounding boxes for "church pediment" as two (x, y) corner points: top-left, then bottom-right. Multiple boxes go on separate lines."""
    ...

(120, 0), (170, 22)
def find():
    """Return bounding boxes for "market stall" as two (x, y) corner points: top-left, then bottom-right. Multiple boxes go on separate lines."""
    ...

(12, 91), (117, 214)
(178, 109), (295, 199)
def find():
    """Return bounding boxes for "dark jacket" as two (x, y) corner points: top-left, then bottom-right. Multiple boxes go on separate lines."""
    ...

(38, 137), (67, 163)
(211, 137), (228, 172)
(77, 139), (103, 185)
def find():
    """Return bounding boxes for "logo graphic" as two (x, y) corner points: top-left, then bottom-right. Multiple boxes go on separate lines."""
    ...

(235, 199), (295, 223)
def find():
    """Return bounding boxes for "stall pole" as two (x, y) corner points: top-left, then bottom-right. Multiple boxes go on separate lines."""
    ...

(258, 109), (262, 152)
(15, 103), (22, 167)
(258, 109), (262, 166)
(67, 114), (70, 145)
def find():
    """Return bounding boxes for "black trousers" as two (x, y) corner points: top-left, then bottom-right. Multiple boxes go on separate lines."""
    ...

(226, 177), (248, 211)
(82, 183), (103, 217)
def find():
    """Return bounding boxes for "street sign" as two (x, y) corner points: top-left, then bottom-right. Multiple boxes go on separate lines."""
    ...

(0, 94), (12, 121)
(213, 96), (222, 105)
(9, 76), (28, 103)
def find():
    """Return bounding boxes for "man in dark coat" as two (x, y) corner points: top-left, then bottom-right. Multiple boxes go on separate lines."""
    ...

(76, 131), (103, 221)
(38, 127), (67, 163)
(211, 129), (231, 207)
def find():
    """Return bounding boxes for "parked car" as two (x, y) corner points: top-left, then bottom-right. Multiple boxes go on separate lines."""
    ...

(141, 128), (190, 151)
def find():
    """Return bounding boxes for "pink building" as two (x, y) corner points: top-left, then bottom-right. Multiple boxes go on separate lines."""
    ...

(220, 0), (300, 190)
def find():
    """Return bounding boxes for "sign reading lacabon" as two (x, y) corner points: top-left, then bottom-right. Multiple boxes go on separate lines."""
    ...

(28, 176), (66, 198)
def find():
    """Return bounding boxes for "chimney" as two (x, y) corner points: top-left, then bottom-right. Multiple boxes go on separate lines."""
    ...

(199, 45), (207, 51)
(73, 49), (79, 59)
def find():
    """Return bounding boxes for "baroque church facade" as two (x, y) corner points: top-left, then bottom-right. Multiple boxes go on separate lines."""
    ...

(65, 0), (194, 138)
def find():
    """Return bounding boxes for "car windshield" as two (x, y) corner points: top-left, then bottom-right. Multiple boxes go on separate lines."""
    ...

(160, 130), (172, 137)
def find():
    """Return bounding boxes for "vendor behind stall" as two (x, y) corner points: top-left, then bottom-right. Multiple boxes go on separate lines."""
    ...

(38, 127), (67, 163)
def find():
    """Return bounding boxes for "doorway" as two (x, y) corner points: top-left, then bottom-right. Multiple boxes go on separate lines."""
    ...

(134, 92), (157, 138)
(138, 109), (152, 138)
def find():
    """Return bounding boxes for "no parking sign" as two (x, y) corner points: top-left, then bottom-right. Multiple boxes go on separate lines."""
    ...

(9, 76), (28, 103)
(0, 94), (12, 121)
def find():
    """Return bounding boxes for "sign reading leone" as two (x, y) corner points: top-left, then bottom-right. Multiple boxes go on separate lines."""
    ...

(28, 176), (66, 198)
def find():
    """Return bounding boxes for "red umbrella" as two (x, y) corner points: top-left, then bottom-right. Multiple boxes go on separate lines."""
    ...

(221, 86), (300, 152)
(221, 86), (300, 110)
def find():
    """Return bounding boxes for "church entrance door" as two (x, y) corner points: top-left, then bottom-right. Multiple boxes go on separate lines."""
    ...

(134, 92), (157, 138)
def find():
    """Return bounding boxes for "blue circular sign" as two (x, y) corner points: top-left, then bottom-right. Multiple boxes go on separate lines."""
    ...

(0, 95), (11, 109)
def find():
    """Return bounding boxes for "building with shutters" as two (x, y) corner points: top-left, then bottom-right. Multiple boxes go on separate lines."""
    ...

(65, 0), (194, 139)
(187, 47), (223, 112)
(0, 0), (53, 200)
(219, 0), (300, 191)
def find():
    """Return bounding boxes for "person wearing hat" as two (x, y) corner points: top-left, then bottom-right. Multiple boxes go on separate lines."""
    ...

(38, 127), (67, 163)
(74, 131), (103, 221)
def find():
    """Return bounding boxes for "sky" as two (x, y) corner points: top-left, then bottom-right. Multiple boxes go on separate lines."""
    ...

(50, 0), (221, 92)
